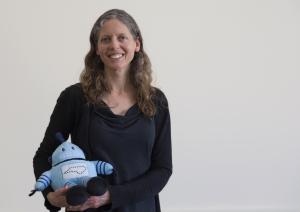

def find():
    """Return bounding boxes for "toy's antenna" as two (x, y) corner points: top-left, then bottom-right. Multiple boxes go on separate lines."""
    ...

(55, 132), (65, 143)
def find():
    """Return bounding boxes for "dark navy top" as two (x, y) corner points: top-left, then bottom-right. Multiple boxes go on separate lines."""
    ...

(33, 83), (172, 212)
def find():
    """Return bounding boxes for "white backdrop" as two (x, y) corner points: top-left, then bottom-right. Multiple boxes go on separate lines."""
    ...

(0, 0), (299, 211)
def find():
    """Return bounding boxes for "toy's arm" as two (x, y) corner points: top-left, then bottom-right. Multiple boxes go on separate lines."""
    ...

(91, 160), (113, 175)
(29, 171), (51, 196)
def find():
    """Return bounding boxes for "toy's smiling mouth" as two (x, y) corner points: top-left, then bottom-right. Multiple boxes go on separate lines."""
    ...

(53, 158), (86, 167)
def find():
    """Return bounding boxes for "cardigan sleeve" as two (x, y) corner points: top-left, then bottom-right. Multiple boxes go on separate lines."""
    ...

(108, 89), (173, 209)
(32, 84), (80, 211)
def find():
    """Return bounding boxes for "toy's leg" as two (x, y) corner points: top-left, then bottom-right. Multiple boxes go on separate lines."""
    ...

(87, 177), (108, 196)
(66, 185), (89, 206)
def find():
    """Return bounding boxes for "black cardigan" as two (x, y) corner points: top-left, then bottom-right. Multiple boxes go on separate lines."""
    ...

(33, 83), (172, 212)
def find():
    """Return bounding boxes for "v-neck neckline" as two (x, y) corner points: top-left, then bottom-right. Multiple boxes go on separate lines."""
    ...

(100, 100), (138, 117)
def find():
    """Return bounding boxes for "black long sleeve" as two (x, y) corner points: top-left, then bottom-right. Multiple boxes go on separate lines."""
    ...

(33, 84), (82, 211)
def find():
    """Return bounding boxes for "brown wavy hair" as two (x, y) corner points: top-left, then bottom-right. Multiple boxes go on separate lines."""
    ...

(80, 9), (156, 117)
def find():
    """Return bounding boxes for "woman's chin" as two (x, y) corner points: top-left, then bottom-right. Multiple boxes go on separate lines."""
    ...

(106, 65), (130, 73)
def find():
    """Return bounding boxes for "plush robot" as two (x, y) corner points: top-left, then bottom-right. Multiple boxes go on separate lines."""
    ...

(29, 132), (113, 206)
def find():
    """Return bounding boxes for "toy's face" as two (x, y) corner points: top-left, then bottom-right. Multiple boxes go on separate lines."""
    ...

(52, 142), (86, 166)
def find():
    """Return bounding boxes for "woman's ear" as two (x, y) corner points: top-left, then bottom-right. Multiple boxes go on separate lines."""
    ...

(135, 38), (141, 52)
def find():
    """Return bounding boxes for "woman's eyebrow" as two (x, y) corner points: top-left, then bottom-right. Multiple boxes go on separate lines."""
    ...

(100, 34), (111, 38)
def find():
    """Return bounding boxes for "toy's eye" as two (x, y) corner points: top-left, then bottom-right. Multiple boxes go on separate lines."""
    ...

(62, 148), (65, 151)
(72, 146), (75, 150)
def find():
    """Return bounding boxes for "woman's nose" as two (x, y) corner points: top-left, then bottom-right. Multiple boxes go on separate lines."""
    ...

(109, 37), (120, 50)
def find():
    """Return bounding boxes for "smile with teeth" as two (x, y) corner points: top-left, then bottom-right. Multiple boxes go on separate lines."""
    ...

(109, 53), (124, 59)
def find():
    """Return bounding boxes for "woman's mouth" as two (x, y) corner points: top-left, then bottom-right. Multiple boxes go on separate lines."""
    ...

(109, 53), (124, 59)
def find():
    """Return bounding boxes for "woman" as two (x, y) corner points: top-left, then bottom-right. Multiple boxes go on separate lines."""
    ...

(33, 9), (172, 212)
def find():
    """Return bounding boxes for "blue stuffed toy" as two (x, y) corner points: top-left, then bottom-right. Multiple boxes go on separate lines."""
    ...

(29, 132), (113, 206)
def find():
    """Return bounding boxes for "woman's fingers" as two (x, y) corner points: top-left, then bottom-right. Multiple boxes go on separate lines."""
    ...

(56, 186), (69, 194)
(46, 186), (69, 208)
(66, 197), (100, 211)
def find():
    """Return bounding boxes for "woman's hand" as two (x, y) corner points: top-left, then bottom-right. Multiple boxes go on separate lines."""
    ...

(46, 186), (69, 208)
(66, 190), (111, 211)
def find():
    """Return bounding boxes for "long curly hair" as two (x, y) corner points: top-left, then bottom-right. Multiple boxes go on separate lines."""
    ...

(80, 9), (156, 117)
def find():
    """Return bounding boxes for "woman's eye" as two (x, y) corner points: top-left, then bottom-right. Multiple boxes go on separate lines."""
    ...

(119, 35), (127, 41)
(101, 37), (110, 43)
(72, 146), (75, 150)
(62, 148), (65, 151)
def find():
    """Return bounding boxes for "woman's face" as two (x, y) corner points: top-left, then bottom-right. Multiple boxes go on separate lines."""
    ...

(96, 19), (140, 73)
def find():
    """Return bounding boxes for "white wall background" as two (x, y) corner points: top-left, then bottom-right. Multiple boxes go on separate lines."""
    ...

(0, 0), (299, 211)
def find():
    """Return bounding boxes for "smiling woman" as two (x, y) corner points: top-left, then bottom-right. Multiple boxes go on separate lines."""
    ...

(32, 9), (172, 212)
(80, 9), (155, 117)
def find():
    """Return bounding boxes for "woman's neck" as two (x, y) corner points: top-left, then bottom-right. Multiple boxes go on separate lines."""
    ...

(105, 68), (132, 94)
